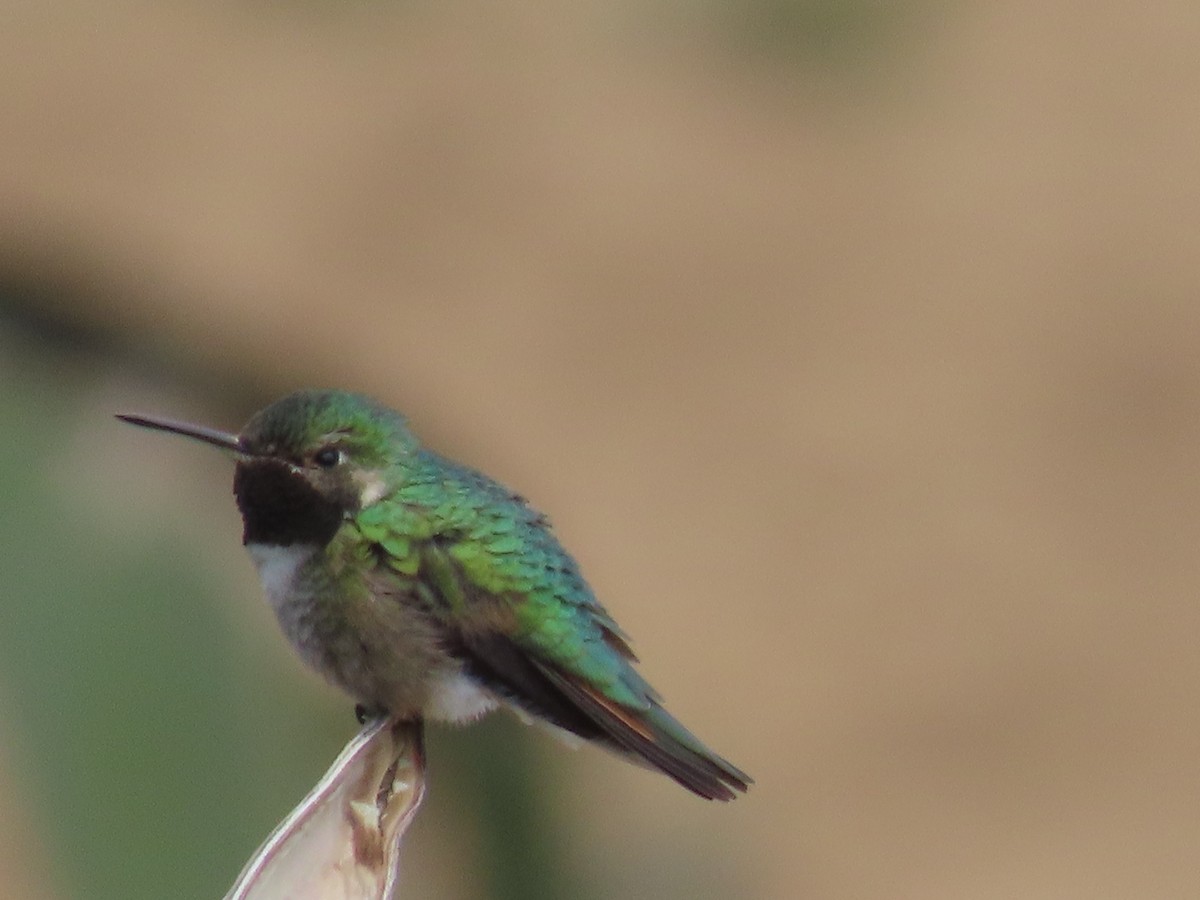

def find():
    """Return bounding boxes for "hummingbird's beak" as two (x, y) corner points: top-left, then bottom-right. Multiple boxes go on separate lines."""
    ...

(116, 413), (244, 454)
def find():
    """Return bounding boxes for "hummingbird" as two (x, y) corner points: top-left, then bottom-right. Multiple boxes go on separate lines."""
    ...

(118, 390), (750, 800)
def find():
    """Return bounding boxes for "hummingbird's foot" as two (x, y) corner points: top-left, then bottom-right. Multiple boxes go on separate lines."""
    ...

(354, 703), (386, 724)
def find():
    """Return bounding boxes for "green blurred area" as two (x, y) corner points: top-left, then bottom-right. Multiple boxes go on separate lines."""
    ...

(0, 320), (329, 897)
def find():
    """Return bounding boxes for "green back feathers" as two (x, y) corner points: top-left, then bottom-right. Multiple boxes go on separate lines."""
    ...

(352, 445), (656, 709)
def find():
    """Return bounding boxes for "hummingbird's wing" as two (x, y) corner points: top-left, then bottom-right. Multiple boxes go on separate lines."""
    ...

(433, 536), (750, 801)
(357, 466), (750, 801)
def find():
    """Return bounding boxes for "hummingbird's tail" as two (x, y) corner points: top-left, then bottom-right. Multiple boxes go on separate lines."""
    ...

(535, 664), (752, 801)
(457, 630), (750, 800)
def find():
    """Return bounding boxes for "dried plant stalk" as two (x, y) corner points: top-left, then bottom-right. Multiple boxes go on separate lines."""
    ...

(225, 718), (425, 900)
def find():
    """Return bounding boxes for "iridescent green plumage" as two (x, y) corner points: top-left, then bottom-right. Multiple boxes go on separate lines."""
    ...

(119, 390), (750, 800)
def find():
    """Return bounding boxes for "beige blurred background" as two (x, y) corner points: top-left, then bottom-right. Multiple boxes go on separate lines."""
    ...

(2, 1), (1200, 898)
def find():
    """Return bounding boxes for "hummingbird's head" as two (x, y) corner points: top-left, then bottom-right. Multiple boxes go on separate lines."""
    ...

(233, 390), (416, 546)
(119, 390), (417, 547)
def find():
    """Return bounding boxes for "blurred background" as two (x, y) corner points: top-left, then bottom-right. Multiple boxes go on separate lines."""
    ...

(2, 1), (1200, 898)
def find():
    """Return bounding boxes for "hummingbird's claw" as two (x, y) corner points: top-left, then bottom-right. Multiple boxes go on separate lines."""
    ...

(355, 703), (387, 724)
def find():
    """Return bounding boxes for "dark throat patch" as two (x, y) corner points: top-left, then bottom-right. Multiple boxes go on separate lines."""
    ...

(233, 460), (343, 546)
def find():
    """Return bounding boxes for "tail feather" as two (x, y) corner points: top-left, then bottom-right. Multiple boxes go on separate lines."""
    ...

(455, 630), (751, 800)
(535, 663), (751, 801)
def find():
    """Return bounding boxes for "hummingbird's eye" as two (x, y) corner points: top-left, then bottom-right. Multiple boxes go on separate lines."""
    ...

(313, 446), (343, 469)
